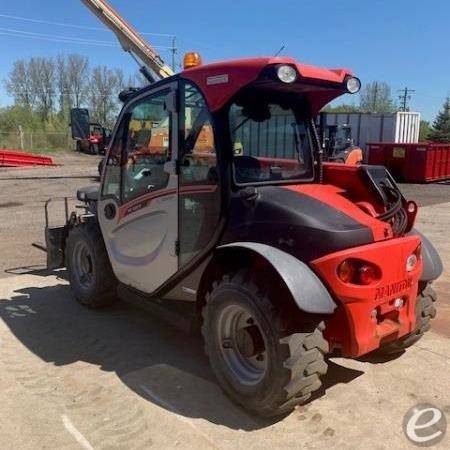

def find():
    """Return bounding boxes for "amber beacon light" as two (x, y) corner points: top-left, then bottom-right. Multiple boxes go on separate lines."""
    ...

(183, 52), (203, 69)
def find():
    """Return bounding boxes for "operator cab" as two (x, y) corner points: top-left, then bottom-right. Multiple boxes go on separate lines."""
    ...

(97, 57), (359, 293)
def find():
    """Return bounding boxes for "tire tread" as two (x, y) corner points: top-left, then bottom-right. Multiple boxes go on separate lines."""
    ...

(201, 270), (328, 417)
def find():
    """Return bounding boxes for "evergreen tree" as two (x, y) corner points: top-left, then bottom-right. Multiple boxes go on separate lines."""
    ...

(428, 98), (450, 142)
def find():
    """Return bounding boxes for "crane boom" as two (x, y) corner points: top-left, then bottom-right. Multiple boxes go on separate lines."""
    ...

(80, 0), (174, 79)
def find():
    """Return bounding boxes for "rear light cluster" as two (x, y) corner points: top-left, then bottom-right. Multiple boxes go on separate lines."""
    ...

(406, 243), (422, 272)
(338, 259), (381, 285)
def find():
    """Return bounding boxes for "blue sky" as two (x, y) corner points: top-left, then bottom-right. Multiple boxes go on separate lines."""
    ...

(0, 0), (448, 120)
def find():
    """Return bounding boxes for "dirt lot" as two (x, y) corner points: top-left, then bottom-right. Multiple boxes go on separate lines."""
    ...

(0, 153), (448, 449)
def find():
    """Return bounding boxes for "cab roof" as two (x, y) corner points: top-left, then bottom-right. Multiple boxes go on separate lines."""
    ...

(181, 57), (354, 114)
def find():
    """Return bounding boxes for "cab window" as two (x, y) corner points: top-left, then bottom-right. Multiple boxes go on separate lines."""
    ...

(122, 90), (171, 203)
(101, 120), (124, 199)
(229, 98), (314, 184)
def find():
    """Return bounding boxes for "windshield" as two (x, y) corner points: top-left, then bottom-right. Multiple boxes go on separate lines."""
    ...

(229, 101), (314, 184)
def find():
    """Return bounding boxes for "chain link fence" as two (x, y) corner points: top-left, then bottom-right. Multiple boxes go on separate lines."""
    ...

(0, 130), (74, 153)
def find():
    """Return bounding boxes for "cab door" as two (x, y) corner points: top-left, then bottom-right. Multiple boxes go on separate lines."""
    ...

(98, 84), (178, 294)
(178, 80), (222, 267)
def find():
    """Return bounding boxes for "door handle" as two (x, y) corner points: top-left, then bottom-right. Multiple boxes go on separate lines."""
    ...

(104, 203), (117, 220)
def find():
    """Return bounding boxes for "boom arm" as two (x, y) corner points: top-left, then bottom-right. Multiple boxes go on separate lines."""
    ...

(81, 0), (174, 79)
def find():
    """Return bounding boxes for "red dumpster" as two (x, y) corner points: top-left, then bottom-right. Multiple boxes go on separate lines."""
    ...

(367, 142), (450, 183)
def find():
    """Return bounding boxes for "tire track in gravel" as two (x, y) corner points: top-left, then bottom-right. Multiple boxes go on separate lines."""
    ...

(0, 331), (157, 450)
(0, 291), (163, 449)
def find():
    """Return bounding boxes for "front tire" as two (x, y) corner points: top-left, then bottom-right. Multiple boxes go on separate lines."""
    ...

(66, 223), (117, 308)
(201, 271), (328, 417)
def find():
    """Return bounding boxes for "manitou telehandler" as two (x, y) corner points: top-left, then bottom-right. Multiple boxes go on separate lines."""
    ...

(37, 0), (443, 417)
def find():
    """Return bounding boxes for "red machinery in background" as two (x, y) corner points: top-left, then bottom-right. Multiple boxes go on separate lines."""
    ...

(70, 108), (112, 155)
(368, 142), (450, 183)
(0, 150), (54, 167)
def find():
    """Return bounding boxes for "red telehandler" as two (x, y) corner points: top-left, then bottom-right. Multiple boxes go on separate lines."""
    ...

(37, 0), (442, 417)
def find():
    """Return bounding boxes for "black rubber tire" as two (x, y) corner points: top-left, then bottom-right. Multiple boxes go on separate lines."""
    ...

(376, 284), (437, 355)
(66, 223), (118, 308)
(201, 271), (328, 417)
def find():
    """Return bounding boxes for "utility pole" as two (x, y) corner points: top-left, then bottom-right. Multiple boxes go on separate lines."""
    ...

(398, 87), (415, 111)
(18, 125), (24, 150)
(171, 36), (177, 72)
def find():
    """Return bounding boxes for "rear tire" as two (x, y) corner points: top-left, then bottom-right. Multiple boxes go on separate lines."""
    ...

(376, 284), (437, 355)
(201, 271), (328, 417)
(66, 223), (118, 308)
(90, 143), (99, 155)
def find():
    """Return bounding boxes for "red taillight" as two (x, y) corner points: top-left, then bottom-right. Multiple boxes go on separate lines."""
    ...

(358, 265), (377, 285)
(337, 260), (356, 283)
(338, 259), (381, 285)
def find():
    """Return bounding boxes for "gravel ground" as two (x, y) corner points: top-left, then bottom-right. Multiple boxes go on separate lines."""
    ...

(0, 153), (100, 278)
(0, 154), (448, 449)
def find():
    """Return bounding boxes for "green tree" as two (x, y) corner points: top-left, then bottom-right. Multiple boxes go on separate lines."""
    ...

(0, 105), (42, 132)
(428, 98), (450, 142)
(322, 103), (361, 113)
(359, 81), (396, 113)
(419, 120), (431, 141)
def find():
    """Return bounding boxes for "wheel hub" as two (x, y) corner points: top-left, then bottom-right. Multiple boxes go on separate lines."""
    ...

(217, 304), (268, 385)
(235, 325), (265, 358)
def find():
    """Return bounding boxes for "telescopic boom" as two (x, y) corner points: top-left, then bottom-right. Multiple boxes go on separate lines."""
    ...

(80, 0), (174, 79)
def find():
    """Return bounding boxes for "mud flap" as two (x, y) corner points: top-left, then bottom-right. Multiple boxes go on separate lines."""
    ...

(45, 226), (68, 269)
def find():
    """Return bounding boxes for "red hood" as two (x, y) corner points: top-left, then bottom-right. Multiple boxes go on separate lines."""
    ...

(181, 56), (353, 114)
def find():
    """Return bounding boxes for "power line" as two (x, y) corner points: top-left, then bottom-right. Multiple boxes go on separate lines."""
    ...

(0, 31), (114, 47)
(0, 13), (175, 37)
(398, 87), (415, 111)
(0, 13), (226, 53)
(0, 26), (116, 45)
(0, 27), (176, 49)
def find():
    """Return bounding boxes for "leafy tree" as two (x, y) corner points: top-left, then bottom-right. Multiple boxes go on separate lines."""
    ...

(428, 98), (450, 142)
(1, 54), (128, 151)
(56, 55), (69, 117)
(28, 57), (56, 121)
(66, 54), (89, 108)
(88, 66), (125, 127)
(419, 120), (431, 141)
(4, 60), (35, 109)
(359, 81), (396, 113)
(322, 103), (361, 113)
(0, 105), (42, 132)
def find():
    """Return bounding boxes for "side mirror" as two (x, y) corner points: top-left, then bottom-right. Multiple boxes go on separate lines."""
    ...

(70, 108), (90, 140)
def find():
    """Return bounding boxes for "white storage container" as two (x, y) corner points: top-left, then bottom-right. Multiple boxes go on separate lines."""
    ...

(321, 112), (421, 150)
